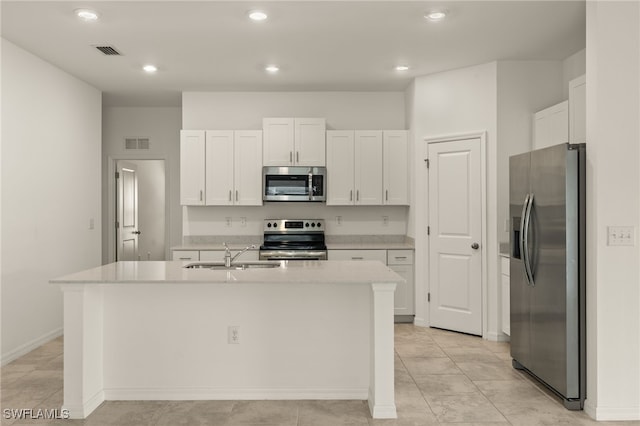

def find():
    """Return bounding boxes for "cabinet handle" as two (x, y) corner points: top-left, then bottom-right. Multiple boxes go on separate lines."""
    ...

(200, 190), (203, 202)
(179, 257), (191, 260)
(296, 151), (299, 163)
(394, 256), (407, 260)
(356, 190), (360, 201)
(228, 190), (232, 202)
(290, 151), (293, 164)
(386, 190), (388, 201)
(350, 190), (353, 201)
(235, 190), (239, 201)
(352, 257), (364, 260)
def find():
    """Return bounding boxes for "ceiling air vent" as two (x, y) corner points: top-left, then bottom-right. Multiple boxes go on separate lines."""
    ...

(125, 138), (150, 150)
(94, 45), (122, 56)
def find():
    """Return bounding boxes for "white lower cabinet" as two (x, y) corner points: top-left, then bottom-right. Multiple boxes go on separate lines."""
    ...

(328, 248), (414, 319)
(501, 255), (510, 336)
(172, 250), (199, 261)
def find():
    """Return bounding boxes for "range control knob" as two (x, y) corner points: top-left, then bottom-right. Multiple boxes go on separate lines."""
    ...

(316, 222), (322, 227)
(311, 222), (316, 227)
(273, 222), (278, 228)
(305, 222), (310, 227)
(267, 223), (272, 228)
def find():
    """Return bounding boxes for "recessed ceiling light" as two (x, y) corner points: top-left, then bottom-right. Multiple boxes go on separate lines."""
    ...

(248, 10), (268, 21)
(395, 65), (410, 72)
(143, 65), (158, 73)
(424, 9), (448, 22)
(75, 8), (99, 22)
(265, 65), (279, 73)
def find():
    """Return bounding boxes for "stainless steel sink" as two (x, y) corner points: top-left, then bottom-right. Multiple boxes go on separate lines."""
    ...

(184, 261), (281, 270)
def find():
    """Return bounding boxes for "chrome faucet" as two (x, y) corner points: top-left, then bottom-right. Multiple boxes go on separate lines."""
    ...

(223, 243), (256, 268)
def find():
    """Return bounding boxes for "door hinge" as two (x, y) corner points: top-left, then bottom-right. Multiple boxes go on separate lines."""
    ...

(428, 293), (431, 302)
(425, 158), (430, 168)
(115, 221), (119, 229)
(115, 171), (120, 179)
(427, 226), (430, 235)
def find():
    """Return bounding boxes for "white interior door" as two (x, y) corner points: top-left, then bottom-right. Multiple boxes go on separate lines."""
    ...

(428, 138), (482, 335)
(117, 161), (139, 261)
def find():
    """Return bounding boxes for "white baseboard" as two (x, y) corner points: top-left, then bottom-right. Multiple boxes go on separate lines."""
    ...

(367, 399), (397, 419)
(584, 399), (640, 421)
(484, 331), (510, 342)
(63, 389), (105, 419)
(103, 387), (368, 401)
(1, 327), (63, 366)
(413, 317), (428, 328)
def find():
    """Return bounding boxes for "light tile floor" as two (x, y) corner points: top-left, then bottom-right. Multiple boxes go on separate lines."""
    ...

(1, 324), (639, 425)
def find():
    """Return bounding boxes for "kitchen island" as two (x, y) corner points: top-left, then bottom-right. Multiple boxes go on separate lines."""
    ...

(51, 260), (400, 420)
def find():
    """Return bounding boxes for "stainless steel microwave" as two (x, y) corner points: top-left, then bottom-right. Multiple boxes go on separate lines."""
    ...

(263, 167), (326, 202)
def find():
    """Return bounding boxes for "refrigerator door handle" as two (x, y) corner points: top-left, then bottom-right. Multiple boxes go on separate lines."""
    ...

(522, 193), (535, 286)
(519, 193), (530, 275)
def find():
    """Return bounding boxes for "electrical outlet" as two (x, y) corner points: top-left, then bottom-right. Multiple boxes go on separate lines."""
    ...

(228, 326), (240, 344)
(608, 226), (636, 246)
(240, 217), (247, 227)
(89, 218), (95, 230)
(336, 216), (342, 226)
(225, 217), (232, 227)
(382, 216), (389, 227)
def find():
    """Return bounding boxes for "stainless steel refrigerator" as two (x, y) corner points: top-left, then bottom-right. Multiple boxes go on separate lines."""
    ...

(509, 142), (586, 410)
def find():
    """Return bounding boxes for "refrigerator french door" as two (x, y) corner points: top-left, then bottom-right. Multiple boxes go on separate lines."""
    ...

(509, 143), (586, 410)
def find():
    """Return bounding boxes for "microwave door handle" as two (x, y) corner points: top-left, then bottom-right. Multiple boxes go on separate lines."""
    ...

(308, 172), (313, 200)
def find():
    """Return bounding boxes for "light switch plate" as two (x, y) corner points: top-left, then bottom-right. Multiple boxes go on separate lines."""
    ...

(607, 226), (636, 246)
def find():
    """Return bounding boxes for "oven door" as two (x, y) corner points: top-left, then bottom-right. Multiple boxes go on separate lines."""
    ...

(263, 167), (326, 202)
(259, 250), (328, 261)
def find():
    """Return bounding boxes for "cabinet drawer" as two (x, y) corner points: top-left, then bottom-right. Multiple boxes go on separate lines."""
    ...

(172, 250), (200, 261)
(500, 256), (510, 276)
(199, 250), (259, 262)
(328, 249), (387, 263)
(387, 250), (413, 265)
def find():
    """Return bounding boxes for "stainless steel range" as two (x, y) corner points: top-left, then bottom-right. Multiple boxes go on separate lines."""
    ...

(259, 219), (327, 260)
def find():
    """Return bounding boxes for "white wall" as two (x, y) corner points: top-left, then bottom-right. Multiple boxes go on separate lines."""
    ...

(408, 62), (499, 337)
(584, 1), (640, 420)
(562, 48), (587, 99)
(181, 92), (408, 238)
(102, 107), (182, 263)
(1, 39), (102, 363)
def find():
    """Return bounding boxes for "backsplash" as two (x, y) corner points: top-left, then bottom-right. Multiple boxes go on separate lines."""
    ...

(182, 204), (409, 236)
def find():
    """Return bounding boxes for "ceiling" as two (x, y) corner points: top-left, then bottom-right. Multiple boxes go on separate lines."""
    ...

(1, 1), (586, 107)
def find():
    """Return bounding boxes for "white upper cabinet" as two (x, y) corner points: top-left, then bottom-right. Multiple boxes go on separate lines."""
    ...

(533, 101), (569, 150)
(326, 131), (355, 205)
(182, 130), (262, 206)
(205, 130), (234, 205)
(180, 130), (206, 206)
(233, 131), (263, 206)
(327, 130), (383, 205)
(355, 131), (383, 205)
(382, 130), (408, 205)
(263, 117), (326, 166)
(569, 75), (586, 144)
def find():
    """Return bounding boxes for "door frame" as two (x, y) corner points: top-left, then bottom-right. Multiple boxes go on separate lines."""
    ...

(106, 157), (169, 264)
(422, 131), (488, 338)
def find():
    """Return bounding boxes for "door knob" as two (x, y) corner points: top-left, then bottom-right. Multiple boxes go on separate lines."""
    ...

(471, 242), (479, 250)
(132, 230), (141, 235)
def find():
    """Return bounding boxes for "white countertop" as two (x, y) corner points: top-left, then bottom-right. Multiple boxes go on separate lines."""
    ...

(51, 260), (404, 285)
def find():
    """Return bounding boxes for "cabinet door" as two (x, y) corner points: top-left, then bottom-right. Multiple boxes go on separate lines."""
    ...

(569, 75), (586, 144)
(383, 130), (408, 205)
(234, 131), (263, 206)
(263, 118), (294, 166)
(355, 131), (383, 205)
(326, 131), (355, 205)
(294, 118), (326, 166)
(389, 264), (414, 315)
(533, 101), (568, 150)
(180, 130), (205, 205)
(205, 130), (234, 206)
